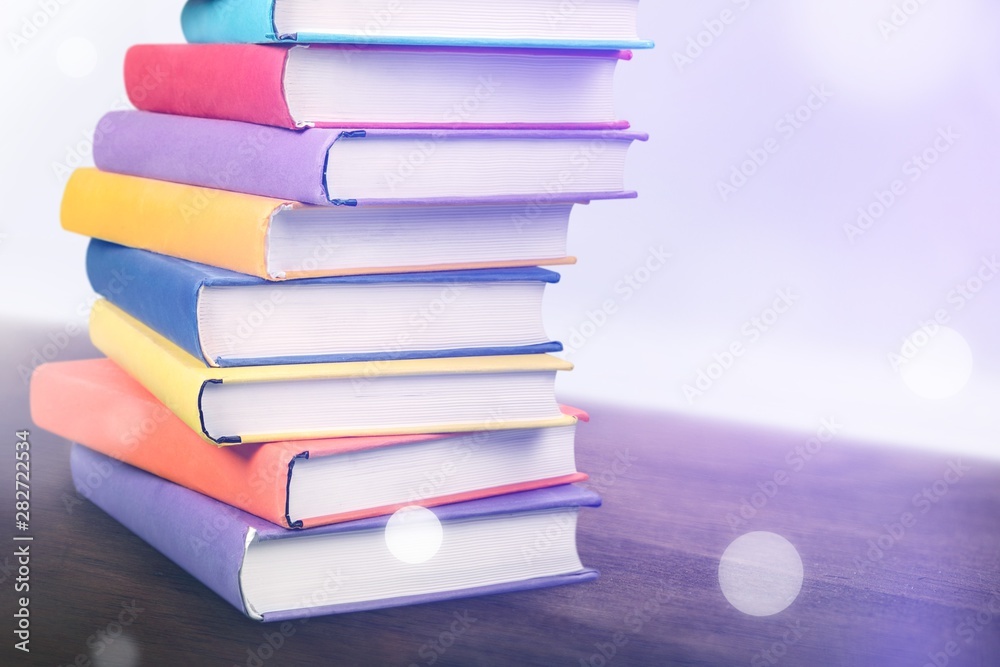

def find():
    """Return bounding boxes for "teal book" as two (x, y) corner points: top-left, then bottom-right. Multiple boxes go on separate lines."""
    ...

(181, 0), (654, 50)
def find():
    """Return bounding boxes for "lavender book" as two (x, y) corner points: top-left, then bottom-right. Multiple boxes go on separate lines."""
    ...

(93, 111), (647, 205)
(72, 445), (600, 621)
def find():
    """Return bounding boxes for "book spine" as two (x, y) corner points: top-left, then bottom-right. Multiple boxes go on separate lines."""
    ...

(88, 300), (217, 443)
(31, 360), (294, 526)
(70, 445), (253, 616)
(94, 111), (335, 206)
(181, 0), (278, 44)
(86, 239), (206, 365)
(61, 168), (280, 280)
(125, 44), (297, 129)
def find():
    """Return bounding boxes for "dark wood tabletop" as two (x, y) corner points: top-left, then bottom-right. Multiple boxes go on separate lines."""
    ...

(2, 322), (998, 667)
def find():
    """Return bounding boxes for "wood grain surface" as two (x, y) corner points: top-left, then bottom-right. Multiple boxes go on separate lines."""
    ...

(1, 323), (998, 666)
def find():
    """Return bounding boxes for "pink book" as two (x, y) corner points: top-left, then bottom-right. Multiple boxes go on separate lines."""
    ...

(125, 43), (634, 130)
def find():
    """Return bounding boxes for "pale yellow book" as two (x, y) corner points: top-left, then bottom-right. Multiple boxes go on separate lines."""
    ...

(89, 300), (575, 445)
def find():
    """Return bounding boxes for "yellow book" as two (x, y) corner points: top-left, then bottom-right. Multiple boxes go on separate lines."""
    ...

(62, 168), (277, 278)
(89, 300), (575, 445)
(61, 168), (576, 280)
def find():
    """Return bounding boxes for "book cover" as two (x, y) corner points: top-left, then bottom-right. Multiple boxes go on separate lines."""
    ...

(72, 444), (601, 621)
(86, 239), (564, 367)
(33, 359), (589, 528)
(89, 299), (575, 444)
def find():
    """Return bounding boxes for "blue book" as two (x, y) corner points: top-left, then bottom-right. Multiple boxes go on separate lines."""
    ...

(181, 0), (654, 50)
(87, 239), (563, 368)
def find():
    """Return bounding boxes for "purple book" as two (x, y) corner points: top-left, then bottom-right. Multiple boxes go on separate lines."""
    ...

(71, 444), (600, 621)
(93, 111), (647, 206)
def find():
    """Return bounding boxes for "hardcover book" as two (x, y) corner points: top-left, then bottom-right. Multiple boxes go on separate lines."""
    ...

(89, 299), (575, 444)
(72, 445), (601, 621)
(181, 0), (653, 50)
(125, 43), (634, 129)
(33, 359), (588, 528)
(61, 168), (584, 280)
(86, 239), (563, 367)
(93, 111), (646, 205)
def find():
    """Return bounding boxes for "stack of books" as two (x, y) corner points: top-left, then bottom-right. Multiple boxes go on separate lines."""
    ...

(32, 0), (650, 621)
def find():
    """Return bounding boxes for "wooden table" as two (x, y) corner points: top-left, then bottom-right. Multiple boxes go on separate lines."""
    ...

(2, 323), (998, 666)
